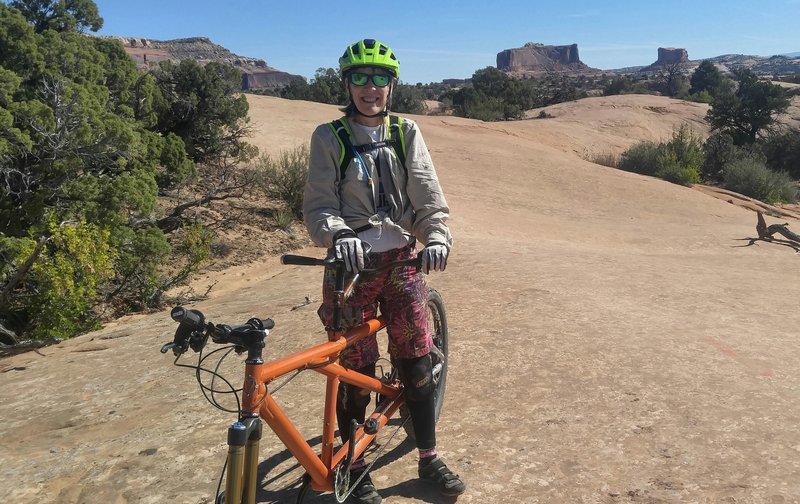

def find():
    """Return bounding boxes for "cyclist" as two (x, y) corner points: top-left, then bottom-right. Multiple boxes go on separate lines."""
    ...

(303, 39), (466, 503)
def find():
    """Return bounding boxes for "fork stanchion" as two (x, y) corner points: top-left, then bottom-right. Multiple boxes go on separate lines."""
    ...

(242, 436), (260, 504)
(225, 422), (247, 504)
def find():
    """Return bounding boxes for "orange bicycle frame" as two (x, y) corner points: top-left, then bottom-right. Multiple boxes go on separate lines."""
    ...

(223, 314), (406, 503)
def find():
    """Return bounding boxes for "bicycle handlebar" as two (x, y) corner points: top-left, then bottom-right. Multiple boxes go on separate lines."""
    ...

(161, 253), (421, 356)
(161, 307), (275, 357)
(281, 254), (329, 267)
(280, 253), (422, 273)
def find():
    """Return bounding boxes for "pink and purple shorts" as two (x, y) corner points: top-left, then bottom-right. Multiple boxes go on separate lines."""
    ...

(317, 243), (432, 369)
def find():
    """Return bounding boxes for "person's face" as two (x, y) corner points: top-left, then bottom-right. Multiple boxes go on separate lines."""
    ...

(346, 67), (393, 125)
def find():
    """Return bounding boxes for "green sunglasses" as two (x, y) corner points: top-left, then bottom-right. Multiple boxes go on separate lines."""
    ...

(349, 72), (392, 87)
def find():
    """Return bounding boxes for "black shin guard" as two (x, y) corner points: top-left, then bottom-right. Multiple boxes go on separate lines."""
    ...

(398, 354), (436, 449)
(336, 363), (376, 444)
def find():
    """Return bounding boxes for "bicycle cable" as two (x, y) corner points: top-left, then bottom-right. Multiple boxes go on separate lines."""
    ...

(172, 348), (242, 414)
(204, 346), (242, 412)
(214, 455), (227, 504)
(179, 341), (322, 417)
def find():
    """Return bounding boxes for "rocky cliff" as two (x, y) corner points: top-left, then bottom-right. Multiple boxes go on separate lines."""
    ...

(496, 42), (594, 75)
(707, 53), (800, 76)
(105, 36), (304, 90)
(653, 47), (689, 66)
(612, 48), (800, 76)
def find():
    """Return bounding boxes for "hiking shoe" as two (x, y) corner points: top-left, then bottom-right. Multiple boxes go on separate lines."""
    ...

(418, 456), (466, 496)
(348, 469), (382, 504)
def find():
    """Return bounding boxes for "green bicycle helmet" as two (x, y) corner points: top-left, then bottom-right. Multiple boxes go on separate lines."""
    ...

(339, 39), (400, 79)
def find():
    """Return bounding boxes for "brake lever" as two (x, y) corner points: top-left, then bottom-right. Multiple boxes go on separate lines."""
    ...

(160, 338), (190, 356)
(161, 324), (195, 356)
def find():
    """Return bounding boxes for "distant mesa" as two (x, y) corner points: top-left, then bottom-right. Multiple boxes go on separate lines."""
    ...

(497, 41), (800, 78)
(496, 42), (595, 75)
(105, 36), (304, 90)
(651, 47), (689, 67)
(631, 47), (692, 74)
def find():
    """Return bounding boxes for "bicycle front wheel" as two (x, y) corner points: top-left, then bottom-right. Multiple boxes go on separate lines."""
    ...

(400, 287), (449, 440)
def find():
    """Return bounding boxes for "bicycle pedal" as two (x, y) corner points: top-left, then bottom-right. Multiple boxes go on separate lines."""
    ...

(364, 418), (378, 435)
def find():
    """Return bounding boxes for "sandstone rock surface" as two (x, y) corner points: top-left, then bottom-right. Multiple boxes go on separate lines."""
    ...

(3, 94), (800, 503)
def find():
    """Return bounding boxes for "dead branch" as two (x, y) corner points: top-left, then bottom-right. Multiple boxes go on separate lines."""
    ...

(155, 189), (246, 232)
(0, 322), (19, 345)
(0, 337), (61, 357)
(0, 235), (49, 310)
(756, 211), (800, 242)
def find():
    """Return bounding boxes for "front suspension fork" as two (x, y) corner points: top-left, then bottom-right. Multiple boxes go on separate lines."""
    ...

(224, 416), (262, 504)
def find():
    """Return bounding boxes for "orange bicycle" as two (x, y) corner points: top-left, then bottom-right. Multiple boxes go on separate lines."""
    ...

(160, 252), (449, 503)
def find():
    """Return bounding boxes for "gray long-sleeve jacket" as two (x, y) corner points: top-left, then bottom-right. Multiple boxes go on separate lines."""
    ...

(303, 115), (452, 250)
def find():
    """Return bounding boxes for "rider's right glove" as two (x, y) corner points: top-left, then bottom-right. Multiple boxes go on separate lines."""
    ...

(421, 243), (449, 274)
(335, 236), (365, 273)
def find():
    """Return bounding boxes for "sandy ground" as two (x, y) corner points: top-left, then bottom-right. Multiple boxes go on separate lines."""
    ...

(3, 94), (800, 504)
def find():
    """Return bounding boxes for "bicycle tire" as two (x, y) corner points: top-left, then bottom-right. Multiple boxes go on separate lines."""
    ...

(400, 287), (449, 441)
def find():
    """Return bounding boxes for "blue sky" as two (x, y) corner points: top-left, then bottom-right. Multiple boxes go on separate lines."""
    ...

(94, 0), (800, 84)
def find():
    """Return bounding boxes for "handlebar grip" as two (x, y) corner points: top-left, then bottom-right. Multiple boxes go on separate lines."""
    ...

(171, 306), (204, 329)
(244, 318), (275, 330)
(281, 254), (327, 266)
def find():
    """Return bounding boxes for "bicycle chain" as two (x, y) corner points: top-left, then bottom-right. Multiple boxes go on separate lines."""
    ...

(333, 414), (409, 503)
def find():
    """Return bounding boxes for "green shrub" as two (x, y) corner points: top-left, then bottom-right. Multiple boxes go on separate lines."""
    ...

(392, 84), (426, 115)
(452, 87), (505, 121)
(690, 60), (723, 96)
(166, 222), (213, 288)
(703, 132), (737, 183)
(1, 219), (115, 340)
(255, 145), (309, 218)
(603, 76), (633, 96)
(619, 141), (662, 176)
(687, 90), (714, 103)
(722, 158), (799, 204)
(760, 129), (800, 179)
(272, 209), (294, 232)
(655, 151), (701, 185)
(618, 125), (703, 185)
(659, 124), (704, 184)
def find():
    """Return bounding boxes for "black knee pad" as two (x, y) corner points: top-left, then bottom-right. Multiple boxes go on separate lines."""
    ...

(398, 353), (434, 402)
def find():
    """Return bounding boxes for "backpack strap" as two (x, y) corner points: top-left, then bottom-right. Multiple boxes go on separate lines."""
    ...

(328, 119), (356, 180)
(328, 115), (408, 180)
(388, 115), (407, 169)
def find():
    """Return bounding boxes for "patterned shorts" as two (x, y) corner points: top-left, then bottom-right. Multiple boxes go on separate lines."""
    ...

(317, 243), (432, 369)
